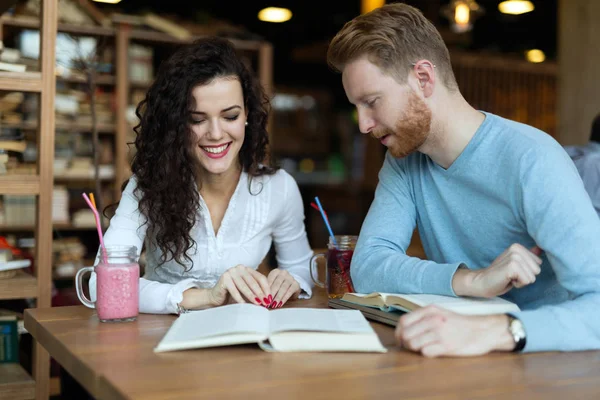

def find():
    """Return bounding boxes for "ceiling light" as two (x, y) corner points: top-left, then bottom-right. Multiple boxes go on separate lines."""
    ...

(526, 49), (545, 63)
(441, 0), (484, 33)
(361, 0), (385, 14)
(258, 7), (292, 23)
(92, 0), (122, 4)
(499, 1), (535, 15)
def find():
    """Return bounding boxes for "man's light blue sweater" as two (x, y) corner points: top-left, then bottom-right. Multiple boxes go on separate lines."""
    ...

(352, 112), (600, 352)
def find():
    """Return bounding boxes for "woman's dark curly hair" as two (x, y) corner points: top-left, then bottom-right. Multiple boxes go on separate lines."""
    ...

(130, 37), (277, 268)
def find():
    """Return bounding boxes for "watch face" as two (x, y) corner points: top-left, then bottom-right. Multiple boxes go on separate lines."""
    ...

(510, 318), (526, 338)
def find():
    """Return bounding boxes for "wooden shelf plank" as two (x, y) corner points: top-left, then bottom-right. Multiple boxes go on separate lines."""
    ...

(127, 28), (263, 51)
(0, 72), (42, 92)
(54, 174), (115, 182)
(0, 224), (96, 232)
(0, 364), (35, 400)
(0, 175), (39, 195)
(0, 270), (38, 300)
(1, 121), (115, 133)
(1, 15), (115, 37)
(130, 79), (152, 88)
(58, 74), (116, 85)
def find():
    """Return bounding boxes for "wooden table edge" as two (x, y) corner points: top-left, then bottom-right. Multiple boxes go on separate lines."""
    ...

(24, 309), (102, 398)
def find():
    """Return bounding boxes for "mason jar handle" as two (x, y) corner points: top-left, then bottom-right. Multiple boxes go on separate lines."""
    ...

(310, 253), (326, 288)
(75, 266), (96, 309)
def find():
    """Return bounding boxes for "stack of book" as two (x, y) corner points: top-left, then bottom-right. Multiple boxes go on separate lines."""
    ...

(0, 195), (36, 226)
(52, 186), (69, 224)
(52, 237), (87, 279)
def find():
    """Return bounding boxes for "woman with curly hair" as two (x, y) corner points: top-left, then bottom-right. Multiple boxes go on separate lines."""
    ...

(90, 37), (313, 314)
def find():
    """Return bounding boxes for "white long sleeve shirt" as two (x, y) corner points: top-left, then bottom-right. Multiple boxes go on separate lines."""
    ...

(90, 169), (314, 314)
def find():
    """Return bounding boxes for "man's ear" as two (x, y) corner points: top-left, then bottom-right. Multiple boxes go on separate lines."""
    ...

(412, 60), (436, 98)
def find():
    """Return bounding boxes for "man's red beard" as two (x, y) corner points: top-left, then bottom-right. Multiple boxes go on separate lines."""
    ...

(371, 91), (432, 158)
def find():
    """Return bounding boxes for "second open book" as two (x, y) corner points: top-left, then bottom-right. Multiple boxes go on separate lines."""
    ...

(340, 292), (520, 315)
(154, 303), (387, 353)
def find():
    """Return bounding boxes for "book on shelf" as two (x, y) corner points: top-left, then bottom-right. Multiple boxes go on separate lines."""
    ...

(0, 47), (21, 64)
(0, 309), (26, 336)
(339, 292), (520, 316)
(0, 315), (19, 363)
(0, 61), (26, 73)
(154, 303), (387, 354)
(1, 195), (36, 226)
(0, 259), (31, 272)
(0, 141), (27, 153)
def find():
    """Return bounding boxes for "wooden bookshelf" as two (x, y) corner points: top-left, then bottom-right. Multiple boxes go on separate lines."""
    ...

(0, 2), (56, 399)
(0, 9), (273, 398)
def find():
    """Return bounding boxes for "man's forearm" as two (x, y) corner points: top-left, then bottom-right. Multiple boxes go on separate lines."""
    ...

(452, 265), (474, 296)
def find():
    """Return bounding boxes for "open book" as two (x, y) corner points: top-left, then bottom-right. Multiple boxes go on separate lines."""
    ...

(154, 303), (387, 353)
(340, 292), (520, 315)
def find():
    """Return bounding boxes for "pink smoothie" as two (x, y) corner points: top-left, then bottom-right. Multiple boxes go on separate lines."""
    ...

(95, 263), (139, 321)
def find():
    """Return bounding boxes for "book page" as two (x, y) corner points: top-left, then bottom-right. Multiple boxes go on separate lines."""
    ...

(382, 293), (520, 315)
(269, 308), (374, 334)
(162, 303), (270, 344)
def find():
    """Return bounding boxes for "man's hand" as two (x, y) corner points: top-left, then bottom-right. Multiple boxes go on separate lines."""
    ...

(453, 244), (543, 298)
(395, 306), (515, 357)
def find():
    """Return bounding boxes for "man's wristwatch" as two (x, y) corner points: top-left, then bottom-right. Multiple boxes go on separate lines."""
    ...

(506, 314), (526, 352)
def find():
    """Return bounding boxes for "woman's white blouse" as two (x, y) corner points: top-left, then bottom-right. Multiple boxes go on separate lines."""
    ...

(90, 169), (314, 314)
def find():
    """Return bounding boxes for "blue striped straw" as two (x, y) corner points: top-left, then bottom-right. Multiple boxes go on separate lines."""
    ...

(314, 196), (338, 248)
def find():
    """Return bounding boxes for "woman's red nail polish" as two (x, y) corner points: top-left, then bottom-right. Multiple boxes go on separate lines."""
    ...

(278, 301), (283, 308)
(255, 297), (262, 304)
(268, 294), (273, 303)
(264, 297), (270, 305)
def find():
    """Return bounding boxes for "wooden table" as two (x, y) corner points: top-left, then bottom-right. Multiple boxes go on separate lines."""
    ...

(24, 289), (600, 400)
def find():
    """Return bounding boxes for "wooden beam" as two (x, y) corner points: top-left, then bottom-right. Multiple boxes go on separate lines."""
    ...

(114, 23), (131, 204)
(258, 42), (274, 149)
(34, 1), (57, 399)
(558, 0), (600, 145)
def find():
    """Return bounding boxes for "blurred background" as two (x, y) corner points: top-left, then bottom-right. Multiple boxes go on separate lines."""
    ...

(0, 0), (598, 395)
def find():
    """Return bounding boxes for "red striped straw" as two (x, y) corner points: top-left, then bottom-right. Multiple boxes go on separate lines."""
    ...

(82, 193), (108, 264)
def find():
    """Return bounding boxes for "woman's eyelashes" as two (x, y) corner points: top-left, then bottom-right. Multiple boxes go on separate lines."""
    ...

(189, 114), (240, 124)
(224, 114), (239, 122)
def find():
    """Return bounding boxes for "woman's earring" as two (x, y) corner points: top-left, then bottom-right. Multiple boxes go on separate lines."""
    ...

(245, 121), (248, 126)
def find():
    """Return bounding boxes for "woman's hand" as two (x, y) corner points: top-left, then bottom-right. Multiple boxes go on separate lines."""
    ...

(267, 268), (301, 308)
(209, 265), (272, 307)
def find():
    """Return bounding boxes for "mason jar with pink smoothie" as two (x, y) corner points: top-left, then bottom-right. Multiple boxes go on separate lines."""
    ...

(75, 245), (139, 322)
